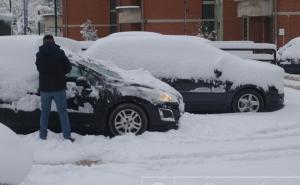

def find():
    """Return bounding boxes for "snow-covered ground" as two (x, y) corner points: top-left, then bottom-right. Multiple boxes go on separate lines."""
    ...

(19, 87), (300, 185)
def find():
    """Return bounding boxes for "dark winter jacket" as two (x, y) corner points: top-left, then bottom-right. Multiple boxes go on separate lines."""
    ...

(36, 42), (72, 92)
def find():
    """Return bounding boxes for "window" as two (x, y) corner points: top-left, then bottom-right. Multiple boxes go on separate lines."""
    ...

(242, 17), (249, 40)
(84, 71), (99, 86)
(66, 66), (82, 80)
(201, 0), (216, 40)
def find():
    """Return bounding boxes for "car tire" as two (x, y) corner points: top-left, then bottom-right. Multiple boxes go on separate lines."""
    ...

(233, 89), (264, 113)
(108, 103), (148, 136)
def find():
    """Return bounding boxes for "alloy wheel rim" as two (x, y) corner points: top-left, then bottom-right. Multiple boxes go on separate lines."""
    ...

(237, 94), (260, 112)
(114, 109), (142, 135)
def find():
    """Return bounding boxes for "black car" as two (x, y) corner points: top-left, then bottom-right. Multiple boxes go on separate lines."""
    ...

(277, 37), (300, 74)
(85, 34), (285, 113)
(0, 36), (183, 136)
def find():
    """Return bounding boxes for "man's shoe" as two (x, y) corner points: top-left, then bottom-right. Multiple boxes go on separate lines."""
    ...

(65, 137), (75, 143)
(40, 136), (47, 140)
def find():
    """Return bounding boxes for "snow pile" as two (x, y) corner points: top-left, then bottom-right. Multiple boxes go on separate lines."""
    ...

(278, 37), (300, 64)
(0, 123), (32, 185)
(85, 35), (284, 93)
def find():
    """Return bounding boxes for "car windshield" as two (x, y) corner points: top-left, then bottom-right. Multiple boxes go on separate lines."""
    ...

(81, 61), (121, 79)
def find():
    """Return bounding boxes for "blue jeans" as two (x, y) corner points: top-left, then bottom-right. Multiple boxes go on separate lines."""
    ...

(40, 90), (71, 139)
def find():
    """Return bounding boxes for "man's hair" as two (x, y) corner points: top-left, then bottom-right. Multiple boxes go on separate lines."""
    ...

(43, 34), (55, 43)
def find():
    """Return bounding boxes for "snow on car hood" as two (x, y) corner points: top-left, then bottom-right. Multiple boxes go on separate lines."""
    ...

(85, 35), (284, 94)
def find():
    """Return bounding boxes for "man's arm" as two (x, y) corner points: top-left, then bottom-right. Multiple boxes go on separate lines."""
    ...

(61, 50), (72, 74)
(35, 52), (41, 72)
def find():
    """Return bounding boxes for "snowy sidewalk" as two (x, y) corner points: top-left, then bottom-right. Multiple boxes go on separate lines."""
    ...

(21, 88), (300, 185)
(285, 73), (300, 90)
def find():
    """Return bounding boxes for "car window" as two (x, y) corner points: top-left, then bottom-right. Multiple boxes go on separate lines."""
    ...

(66, 66), (82, 79)
(83, 62), (121, 79)
(82, 70), (103, 86)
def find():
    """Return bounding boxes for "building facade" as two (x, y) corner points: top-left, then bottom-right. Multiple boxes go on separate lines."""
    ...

(62, 0), (300, 47)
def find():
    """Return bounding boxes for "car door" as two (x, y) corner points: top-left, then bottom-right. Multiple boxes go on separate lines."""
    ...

(162, 77), (228, 113)
(0, 94), (40, 134)
(64, 65), (100, 134)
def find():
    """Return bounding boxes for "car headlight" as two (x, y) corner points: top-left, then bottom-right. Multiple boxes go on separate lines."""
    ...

(159, 92), (175, 103)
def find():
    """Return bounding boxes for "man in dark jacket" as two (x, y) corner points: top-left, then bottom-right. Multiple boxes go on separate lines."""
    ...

(36, 35), (74, 142)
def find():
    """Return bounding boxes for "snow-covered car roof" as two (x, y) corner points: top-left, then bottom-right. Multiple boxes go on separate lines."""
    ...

(85, 34), (284, 93)
(0, 123), (32, 185)
(108, 31), (162, 38)
(278, 37), (300, 61)
(79, 41), (95, 51)
(210, 41), (277, 62)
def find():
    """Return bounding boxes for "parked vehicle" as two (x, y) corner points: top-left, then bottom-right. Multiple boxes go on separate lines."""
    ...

(211, 41), (277, 64)
(0, 36), (183, 136)
(277, 37), (300, 74)
(85, 34), (285, 113)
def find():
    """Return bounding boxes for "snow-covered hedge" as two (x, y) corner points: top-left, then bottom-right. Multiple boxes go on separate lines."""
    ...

(85, 35), (284, 93)
(0, 123), (32, 185)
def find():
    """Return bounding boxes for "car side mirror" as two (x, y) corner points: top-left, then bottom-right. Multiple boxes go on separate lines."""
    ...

(214, 69), (222, 78)
(76, 77), (90, 88)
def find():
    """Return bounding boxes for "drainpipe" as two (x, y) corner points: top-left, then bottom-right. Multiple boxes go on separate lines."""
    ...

(274, 0), (278, 46)
(64, 0), (68, 37)
(9, 0), (11, 12)
(54, 0), (58, 36)
(141, 0), (144, 31)
(23, 0), (28, 35)
(184, 0), (187, 34)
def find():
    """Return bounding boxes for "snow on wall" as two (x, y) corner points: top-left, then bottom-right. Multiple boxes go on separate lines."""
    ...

(0, 123), (33, 185)
(85, 35), (284, 93)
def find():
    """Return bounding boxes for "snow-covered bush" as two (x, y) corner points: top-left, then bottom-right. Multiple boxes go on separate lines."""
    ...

(0, 123), (33, 185)
(80, 19), (98, 41)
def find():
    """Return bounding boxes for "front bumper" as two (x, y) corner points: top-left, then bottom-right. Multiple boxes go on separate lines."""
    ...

(147, 102), (181, 132)
(265, 92), (284, 111)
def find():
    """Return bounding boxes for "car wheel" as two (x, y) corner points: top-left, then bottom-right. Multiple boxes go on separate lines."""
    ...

(233, 89), (264, 113)
(108, 103), (148, 136)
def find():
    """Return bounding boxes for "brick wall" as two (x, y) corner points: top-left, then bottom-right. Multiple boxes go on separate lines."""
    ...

(223, 0), (243, 41)
(62, 0), (110, 40)
(143, 0), (201, 35)
(276, 0), (300, 47)
(61, 0), (300, 47)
